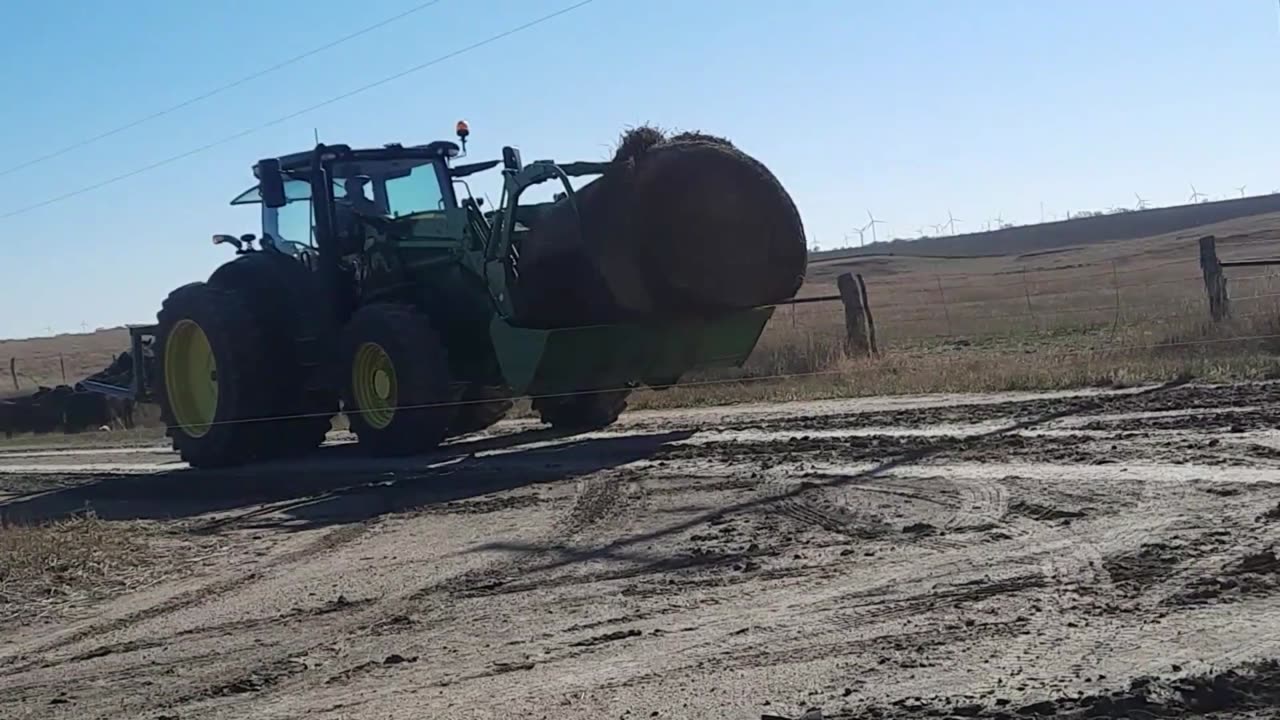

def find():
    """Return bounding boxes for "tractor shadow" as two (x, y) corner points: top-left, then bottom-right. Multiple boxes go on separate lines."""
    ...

(0, 427), (693, 531)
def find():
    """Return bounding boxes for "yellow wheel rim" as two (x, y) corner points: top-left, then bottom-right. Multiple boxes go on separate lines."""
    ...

(352, 342), (397, 430)
(164, 319), (218, 438)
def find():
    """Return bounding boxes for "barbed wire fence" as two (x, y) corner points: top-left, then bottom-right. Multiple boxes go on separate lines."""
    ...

(741, 233), (1280, 380)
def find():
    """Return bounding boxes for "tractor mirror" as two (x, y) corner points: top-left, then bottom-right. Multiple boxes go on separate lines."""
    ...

(502, 146), (523, 172)
(256, 158), (287, 208)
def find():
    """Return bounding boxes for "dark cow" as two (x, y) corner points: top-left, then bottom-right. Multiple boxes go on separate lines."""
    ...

(7, 385), (74, 435)
(61, 392), (134, 433)
(0, 399), (18, 438)
(62, 391), (109, 434)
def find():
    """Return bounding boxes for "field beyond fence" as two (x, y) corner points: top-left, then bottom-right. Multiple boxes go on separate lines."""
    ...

(644, 211), (1280, 409)
(6, 211), (1280, 417)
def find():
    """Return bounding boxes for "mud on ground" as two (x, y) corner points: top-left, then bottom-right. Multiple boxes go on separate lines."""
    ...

(3, 381), (1280, 719)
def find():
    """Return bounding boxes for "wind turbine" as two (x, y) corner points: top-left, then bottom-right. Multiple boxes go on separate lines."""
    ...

(850, 226), (868, 246)
(992, 212), (1005, 229)
(945, 210), (961, 235)
(1189, 184), (1207, 203)
(864, 210), (885, 244)
(1236, 185), (1248, 198)
(931, 223), (946, 235)
(916, 226), (927, 237)
(1134, 192), (1149, 210)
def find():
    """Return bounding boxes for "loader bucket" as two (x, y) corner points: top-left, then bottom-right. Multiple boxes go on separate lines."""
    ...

(490, 307), (775, 397)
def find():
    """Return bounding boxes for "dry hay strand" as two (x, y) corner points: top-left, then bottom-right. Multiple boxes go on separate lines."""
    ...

(0, 513), (208, 625)
(668, 130), (735, 148)
(612, 125), (667, 163)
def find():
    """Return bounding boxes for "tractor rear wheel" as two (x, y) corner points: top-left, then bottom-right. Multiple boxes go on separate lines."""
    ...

(341, 304), (455, 456)
(156, 283), (269, 468)
(208, 253), (335, 459)
(532, 389), (630, 432)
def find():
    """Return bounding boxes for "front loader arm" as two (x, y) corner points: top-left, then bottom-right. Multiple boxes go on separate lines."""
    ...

(482, 160), (613, 319)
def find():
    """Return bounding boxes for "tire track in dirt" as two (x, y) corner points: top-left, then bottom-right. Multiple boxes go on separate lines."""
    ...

(684, 398), (1217, 691)
(200, 471), (655, 710)
(954, 449), (1280, 688)
(1063, 474), (1280, 676)
(184, 475), (635, 708)
(110, 472), (646, 715)
(409, 471), (640, 601)
(737, 379), (1280, 686)
(653, 467), (1071, 680)
(4, 479), (595, 717)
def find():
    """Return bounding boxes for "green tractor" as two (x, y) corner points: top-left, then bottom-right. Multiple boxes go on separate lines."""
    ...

(145, 125), (779, 468)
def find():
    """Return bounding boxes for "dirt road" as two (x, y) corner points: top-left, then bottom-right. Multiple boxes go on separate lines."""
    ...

(4, 382), (1280, 719)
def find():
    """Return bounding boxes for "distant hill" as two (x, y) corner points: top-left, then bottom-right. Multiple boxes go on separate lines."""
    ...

(813, 193), (1280, 261)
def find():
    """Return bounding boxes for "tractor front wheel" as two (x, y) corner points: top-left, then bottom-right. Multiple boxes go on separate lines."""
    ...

(156, 283), (268, 468)
(532, 389), (630, 432)
(341, 304), (455, 456)
(448, 384), (513, 438)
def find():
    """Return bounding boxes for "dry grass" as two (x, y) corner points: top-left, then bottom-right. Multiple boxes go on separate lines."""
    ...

(0, 327), (128, 391)
(0, 512), (211, 625)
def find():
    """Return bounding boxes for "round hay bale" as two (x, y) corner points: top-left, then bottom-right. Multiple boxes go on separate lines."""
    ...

(622, 137), (806, 313)
(513, 128), (806, 327)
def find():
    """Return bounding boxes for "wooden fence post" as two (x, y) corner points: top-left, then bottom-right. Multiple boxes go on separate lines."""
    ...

(856, 273), (879, 357)
(8, 358), (16, 392)
(1199, 235), (1231, 321)
(837, 272), (873, 357)
(935, 275), (954, 335)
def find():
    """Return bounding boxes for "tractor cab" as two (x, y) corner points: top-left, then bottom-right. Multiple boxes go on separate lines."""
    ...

(228, 143), (460, 264)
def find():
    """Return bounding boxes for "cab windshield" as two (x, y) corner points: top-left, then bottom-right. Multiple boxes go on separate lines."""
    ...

(229, 161), (448, 219)
(332, 160), (448, 219)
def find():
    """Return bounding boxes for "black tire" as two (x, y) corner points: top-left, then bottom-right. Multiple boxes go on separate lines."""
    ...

(155, 283), (270, 468)
(340, 304), (455, 456)
(447, 385), (513, 438)
(208, 253), (335, 458)
(532, 389), (630, 432)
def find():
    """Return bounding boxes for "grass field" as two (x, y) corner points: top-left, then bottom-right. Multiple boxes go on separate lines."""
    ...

(4, 210), (1280, 416)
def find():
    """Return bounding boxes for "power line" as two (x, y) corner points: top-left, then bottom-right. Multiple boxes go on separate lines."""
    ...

(0, 0), (449, 179)
(0, 0), (597, 221)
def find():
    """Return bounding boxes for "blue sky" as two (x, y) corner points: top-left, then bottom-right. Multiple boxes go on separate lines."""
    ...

(1, 0), (1278, 338)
